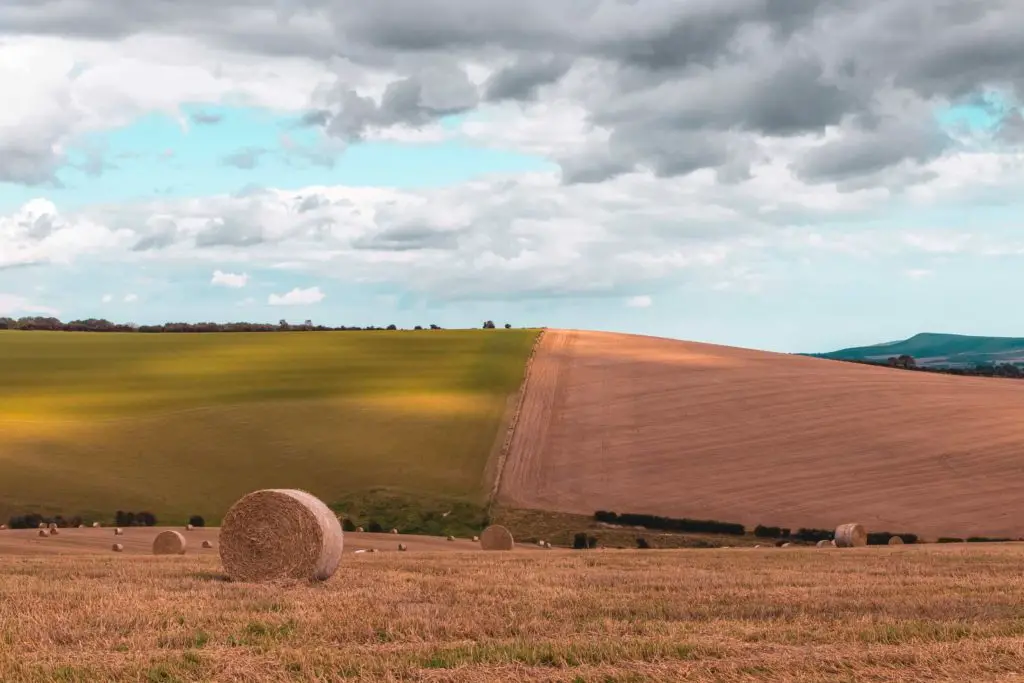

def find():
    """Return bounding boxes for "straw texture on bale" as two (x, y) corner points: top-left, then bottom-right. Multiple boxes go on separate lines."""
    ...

(114, 528), (123, 536)
(888, 535), (904, 545)
(480, 524), (514, 551)
(153, 530), (187, 555)
(202, 540), (213, 549)
(112, 543), (124, 552)
(834, 523), (867, 547)
(218, 488), (344, 583)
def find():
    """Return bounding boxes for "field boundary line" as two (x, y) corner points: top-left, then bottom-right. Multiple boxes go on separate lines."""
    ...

(487, 328), (547, 507)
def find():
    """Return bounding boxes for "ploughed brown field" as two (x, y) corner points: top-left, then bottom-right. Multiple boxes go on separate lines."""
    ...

(499, 329), (1024, 539)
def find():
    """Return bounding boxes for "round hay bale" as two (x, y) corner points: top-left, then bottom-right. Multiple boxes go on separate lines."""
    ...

(816, 539), (832, 548)
(390, 528), (398, 534)
(38, 522), (46, 529)
(472, 535), (479, 542)
(38, 529), (47, 537)
(77, 524), (84, 528)
(355, 526), (364, 533)
(114, 528), (124, 536)
(0, 524), (7, 530)
(186, 524), (194, 531)
(202, 540), (214, 549)
(48, 522), (57, 530)
(479, 524), (514, 551)
(754, 544), (761, 548)
(153, 530), (186, 555)
(398, 543), (407, 551)
(92, 522), (101, 528)
(781, 542), (792, 548)
(834, 523), (867, 547)
(888, 535), (904, 545)
(537, 540), (546, 547)
(112, 543), (124, 552)
(48, 527), (59, 536)
(446, 535), (455, 541)
(218, 488), (344, 583)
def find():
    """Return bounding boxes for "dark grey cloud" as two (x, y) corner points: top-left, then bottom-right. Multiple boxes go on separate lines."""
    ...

(484, 55), (572, 102)
(352, 223), (463, 251)
(0, 139), (64, 186)
(221, 147), (267, 169)
(130, 218), (179, 252)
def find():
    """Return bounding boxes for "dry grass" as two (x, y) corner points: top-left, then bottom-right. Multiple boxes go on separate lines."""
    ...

(3, 545), (1024, 681)
(501, 330), (1024, 538)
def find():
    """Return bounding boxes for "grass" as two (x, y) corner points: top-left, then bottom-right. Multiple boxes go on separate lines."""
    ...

(0, 329), (539, 525)
(3, 545), (1024, 681)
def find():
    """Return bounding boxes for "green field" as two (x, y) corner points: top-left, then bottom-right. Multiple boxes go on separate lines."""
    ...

(0, 329), (539, 525)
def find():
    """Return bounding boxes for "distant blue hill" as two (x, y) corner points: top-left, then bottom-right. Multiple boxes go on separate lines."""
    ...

(808, 333), (1024, 368)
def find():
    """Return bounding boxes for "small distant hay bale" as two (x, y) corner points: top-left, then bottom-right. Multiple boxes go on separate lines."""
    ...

(153, 530), (187, 555)
(202, 540), (214, 549)
(472, 536), (479, 542)
(369, 548), (378, 553)
(398, 543), (408, 551)
(781, 542), (792, 548)
(834, 523), (867, 548)
(218, 488), (344, 583)
(48, 522), (57, 530)
(754, 544), (761, 548)
(114, 528), (124, 536)
(92, 522), (101, 528)
(355, 526), (364, 533)
(38, 522), (46, 529)
(48, 527), (59, 536)
(537, 540), (546, 547)
(0, 524), (7, 530)
(390, 528), (398, 534)
(446, 535), (455, 542)
(816, 540), (832, 548)
(77, 524), (84, 528)
(480, 524), (514, 551)
(186, 524), (194, 531)
(888, 535), (904, 545)
(112, 543), (124, 552)
(37, 529), (47, 537)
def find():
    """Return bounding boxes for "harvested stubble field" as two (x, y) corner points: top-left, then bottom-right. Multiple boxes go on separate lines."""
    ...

(0, 329), (538, 524)
(3, 545), (1024, 682)
(501, 329), (1024, 539)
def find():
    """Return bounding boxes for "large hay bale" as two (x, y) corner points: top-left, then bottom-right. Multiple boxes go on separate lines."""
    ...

(218, 488), (344, 583)
(888, 535), (904, 545)
(479, 524), (514, 551)
(153, 530), (187, 555)
(112, 543), (124, 552)
(834, 523), (867, 547)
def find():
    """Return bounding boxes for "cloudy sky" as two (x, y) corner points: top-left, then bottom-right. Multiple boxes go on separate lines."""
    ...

(2, 0), (1023, 352)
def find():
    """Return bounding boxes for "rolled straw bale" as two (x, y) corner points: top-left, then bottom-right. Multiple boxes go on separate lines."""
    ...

(834, 523), (867, 547)
(186, 524), (194, 531)
(480, 524), (514, 551)
(48, 527), (59, 536)
(355, 526), (364, 533)
(37, 529), (47, 537)
(0, 524), (6, 530)
(398, 543), (408, 551)
(112, 543), (124, 552)
(114, 528), (124, 536)
(472, 536), (479, 542)
(888, 535), (904, 545)
(202, 540), (214, 549)
(537, 540), (546, 547)
(446, 535), (455, 541)
(816, 540), (832, 548)
(218, 488), (344, 583)
(781, 543), (792, 548)
(77, 524), (84, 528)
(391, 528), (398, 534)
(38, 522), (46, 529)
(92, 522), (101, 528)
(754, 545), (761, 548)
(48, 523), (57, 530)
(153, 530), (186, 555)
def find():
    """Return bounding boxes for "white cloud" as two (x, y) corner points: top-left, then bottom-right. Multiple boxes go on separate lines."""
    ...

(123, 293), (138, 302)
(211, 269), (249, 288)
(268, 286), (325, 306)
(905, 268), (933, 280)
(0, 294), (60, 317)
(626, 295), (652, 308)
(101, 293), (113, 303)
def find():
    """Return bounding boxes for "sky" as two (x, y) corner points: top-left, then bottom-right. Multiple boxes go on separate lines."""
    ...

(2, 1), (1024, 353)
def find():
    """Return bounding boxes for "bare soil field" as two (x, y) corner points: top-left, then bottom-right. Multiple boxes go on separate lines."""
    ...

(500, 329), (1024, 539)
(3, 545), (1024, 682)
(0, 526), (544, 556)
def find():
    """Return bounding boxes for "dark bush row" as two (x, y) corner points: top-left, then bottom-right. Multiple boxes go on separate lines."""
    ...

(188, 515), (205, 527)
(866, 532), (919, 545)
(967, 536), (1015, 543)
(594, 511), (745, 536)
(573, 532), (599, 549)
(754, 525), (791, 538)
(115, 510), (157, 527)
(7, 514), (86, 529)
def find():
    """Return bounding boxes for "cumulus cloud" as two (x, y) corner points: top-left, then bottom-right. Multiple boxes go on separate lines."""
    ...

(101, 293), (112, 302)
(268, 285), (325, 305)
(123, 293), (138, 302)
(211, 269), (249, 288)
(0, 293), (60, 317)
(626, 295), (652, 308)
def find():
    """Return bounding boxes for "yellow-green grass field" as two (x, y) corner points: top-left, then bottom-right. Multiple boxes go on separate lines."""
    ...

(4, 545), (1024, 682)
(0, 329), (539, 525)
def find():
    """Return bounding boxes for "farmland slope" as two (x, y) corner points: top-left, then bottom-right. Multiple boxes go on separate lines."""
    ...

(499, 329), (1024, 538)
(0, 329), (538, 524)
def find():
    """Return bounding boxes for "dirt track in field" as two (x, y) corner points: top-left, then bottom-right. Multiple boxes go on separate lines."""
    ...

(498, 329), (1024, 539)
(0, 527), (544, 557)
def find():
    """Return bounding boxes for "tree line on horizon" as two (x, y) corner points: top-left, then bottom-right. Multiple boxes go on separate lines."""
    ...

(0, 316), (516, 333)
(826, 353), (1024, 380)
